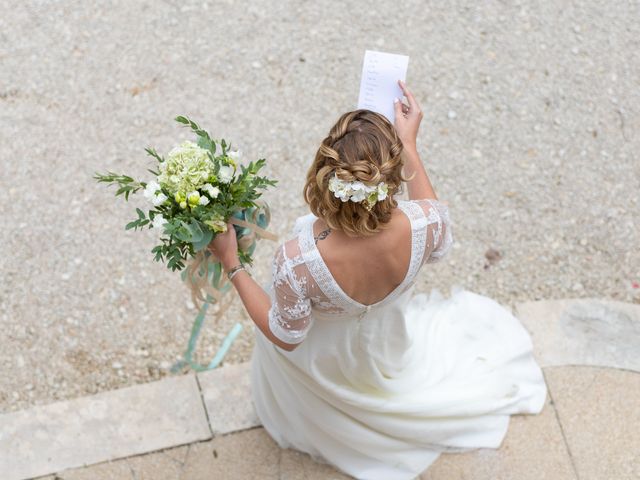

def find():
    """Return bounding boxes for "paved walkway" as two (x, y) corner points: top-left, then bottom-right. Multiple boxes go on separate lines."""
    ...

(2, 298), (638, 480)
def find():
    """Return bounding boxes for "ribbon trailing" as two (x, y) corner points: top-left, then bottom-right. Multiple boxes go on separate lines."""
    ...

(171, 201), (277, 373)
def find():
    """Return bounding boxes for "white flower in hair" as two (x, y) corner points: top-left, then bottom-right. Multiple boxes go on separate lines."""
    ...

(328, 174), (350, 202)
(349, 181), (369, 202)
(328, 173), (388, 210)
(377, 182), (389, 201)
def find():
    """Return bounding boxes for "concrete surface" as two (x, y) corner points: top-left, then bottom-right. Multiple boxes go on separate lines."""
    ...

(420, 395), (576, 480)
(517, 298), (640, 372)
(544, 366), (640, 480)
(198, 361), (260, 435)
(1, 374), (210, 480)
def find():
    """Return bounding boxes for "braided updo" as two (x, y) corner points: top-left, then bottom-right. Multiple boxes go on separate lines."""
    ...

(303, 109), (409, 237)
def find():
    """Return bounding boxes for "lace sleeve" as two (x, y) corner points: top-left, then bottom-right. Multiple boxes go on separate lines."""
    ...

(267, 240), (314, 346)
(411, 199), (453, 264)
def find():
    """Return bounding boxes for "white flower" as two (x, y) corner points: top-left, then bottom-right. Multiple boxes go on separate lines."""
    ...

(157, 140), (215, 198)
(328, 175), (341, 192)
(198, 195), (210, 206)
(152, 214), (168, 230)
(202, 183), (220, 198)
(143, 180), (160, 200)
(335, 191), (350, 202)
(218, 165), (235, 183)
(377, 182), (388, 201)
(328, 174), (350, 202)
(152, 192), (168, 206)
(350, 181), (366, 192)
(349, 183), (369, 202)
(327, 172), (388, 206)
(227, 149), (242, 161)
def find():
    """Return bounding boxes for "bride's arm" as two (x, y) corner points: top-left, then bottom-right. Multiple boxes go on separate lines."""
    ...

(221, 257), (301, 351)
(208, 227), (301, 352)
(394, 80), (438, 201)
(401, 147), (437, 201)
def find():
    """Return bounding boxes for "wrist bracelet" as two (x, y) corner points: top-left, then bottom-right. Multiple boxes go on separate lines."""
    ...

(227, 263), (247, 281)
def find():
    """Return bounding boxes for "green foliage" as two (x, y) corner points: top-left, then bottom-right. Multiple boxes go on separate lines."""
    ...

(93, 171), (145, 201)
(94, 116), (277, 273)
(145, 147), (164, 163)
(125, 208), (150, 231)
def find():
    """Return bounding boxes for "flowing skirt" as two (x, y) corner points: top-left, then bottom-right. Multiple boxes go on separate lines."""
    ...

(250, 286), (548, 480)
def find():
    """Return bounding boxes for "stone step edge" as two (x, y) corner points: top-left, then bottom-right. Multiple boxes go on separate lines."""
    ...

(1, 362), (259, 480)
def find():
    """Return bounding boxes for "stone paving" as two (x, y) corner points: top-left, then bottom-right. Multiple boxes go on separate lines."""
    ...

(2, 299), (638, 480)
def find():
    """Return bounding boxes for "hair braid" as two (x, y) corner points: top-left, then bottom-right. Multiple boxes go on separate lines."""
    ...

(303, 109), (410, 237)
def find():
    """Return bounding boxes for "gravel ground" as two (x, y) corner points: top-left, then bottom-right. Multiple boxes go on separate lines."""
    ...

(1, 0), (638, 413)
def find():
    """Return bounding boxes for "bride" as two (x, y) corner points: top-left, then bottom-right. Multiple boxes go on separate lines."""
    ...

(208, 80), (548, 479)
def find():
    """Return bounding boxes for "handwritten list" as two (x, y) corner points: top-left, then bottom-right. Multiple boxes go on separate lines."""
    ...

(357, 50), (410, 123)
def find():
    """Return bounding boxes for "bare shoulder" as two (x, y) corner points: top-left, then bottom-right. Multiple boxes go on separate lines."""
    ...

(282, 236), (303, 259)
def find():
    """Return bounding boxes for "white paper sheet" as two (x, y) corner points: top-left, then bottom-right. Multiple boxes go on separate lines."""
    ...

(357, 50), (410, 124)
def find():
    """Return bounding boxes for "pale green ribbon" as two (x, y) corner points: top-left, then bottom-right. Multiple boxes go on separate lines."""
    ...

(171, 202), (276, 372)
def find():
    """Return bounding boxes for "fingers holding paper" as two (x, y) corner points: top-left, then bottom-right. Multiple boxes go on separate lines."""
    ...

(393, 80), (423, 150)
(398, 79), (422, 116)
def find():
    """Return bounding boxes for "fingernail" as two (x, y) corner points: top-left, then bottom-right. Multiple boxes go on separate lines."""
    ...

(393, 97), (399, 103)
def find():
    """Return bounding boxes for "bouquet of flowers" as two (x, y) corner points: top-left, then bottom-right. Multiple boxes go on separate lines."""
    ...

(94, 116), (278, 371)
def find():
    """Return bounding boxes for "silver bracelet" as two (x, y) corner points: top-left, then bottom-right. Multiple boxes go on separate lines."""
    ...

(227, 263), (247, 281)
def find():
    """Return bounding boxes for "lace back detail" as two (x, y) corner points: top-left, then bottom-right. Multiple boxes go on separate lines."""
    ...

(294, 200), (432, 316)
(298, 218), (358, 314)
(267, 199), (453, 340)
(269, 200), (453, 344)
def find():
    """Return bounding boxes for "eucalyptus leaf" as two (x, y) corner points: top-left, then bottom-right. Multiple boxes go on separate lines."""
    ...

(192, 228), (213, 252)
(188, 219), (204, 242)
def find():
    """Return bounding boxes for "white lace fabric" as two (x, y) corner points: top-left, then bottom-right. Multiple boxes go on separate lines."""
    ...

(267, 198), (453, 345)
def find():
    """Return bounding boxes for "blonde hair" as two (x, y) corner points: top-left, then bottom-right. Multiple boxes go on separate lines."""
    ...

(303, 109), (409, 237)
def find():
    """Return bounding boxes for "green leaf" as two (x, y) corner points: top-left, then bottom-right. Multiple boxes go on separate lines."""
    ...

(144, 147), (164, 163)
(115, 185), (129, 196)
(174, 221), (192, 242)
(192, 227), (213, 252)
(188, 219), (204, 242)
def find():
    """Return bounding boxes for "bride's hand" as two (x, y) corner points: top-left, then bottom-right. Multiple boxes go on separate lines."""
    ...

(393, 80), (423, 151)
(208, 222), (239, 267)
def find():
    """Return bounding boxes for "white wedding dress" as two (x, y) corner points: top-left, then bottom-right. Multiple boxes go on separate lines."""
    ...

(250, 198), (547, 480)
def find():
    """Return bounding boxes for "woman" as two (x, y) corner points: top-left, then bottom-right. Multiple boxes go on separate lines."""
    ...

(209, 80), (547, 479)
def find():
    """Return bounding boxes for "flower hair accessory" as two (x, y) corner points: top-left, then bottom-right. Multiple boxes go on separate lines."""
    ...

(328, 173), (389, 211)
